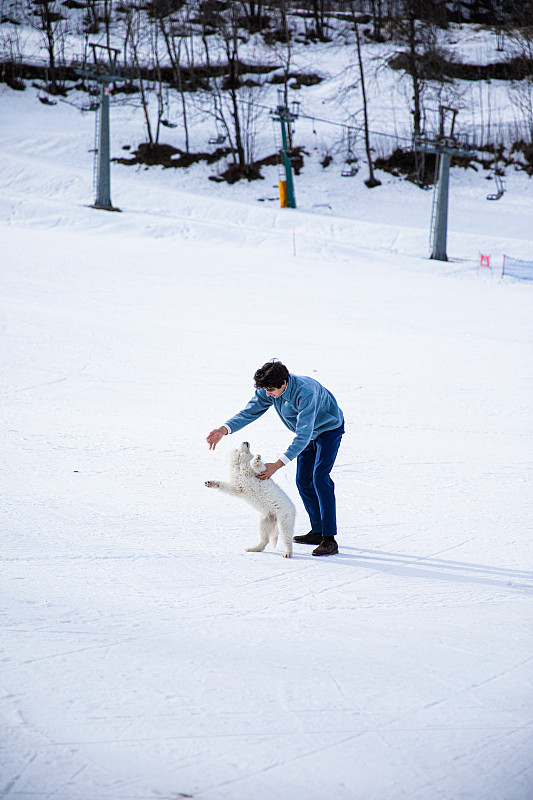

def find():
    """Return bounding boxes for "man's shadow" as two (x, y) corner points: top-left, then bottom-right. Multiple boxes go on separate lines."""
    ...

(307, 546), (533, 593)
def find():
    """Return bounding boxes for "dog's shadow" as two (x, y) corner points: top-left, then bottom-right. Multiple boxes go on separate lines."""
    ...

(298, 546), (533, 594)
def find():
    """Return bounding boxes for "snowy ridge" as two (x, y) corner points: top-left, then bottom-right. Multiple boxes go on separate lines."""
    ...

(2, 99), (532, 269)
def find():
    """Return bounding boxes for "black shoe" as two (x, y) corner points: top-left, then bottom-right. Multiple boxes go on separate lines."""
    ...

(293, 530), (323, 545)
(312, 537), (339, 556)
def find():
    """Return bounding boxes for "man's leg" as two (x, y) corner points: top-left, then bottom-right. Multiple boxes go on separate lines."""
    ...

(295, 440), (322, 535)
(312, 423), (344, 545)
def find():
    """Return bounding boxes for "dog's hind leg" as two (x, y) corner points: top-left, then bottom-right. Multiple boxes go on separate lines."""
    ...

(267, 513), (279, 550)
(246, 513), (276, 553)
(278, 512), (294, 559)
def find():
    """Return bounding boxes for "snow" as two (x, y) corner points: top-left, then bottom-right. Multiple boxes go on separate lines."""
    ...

(1, 23), (533, 800)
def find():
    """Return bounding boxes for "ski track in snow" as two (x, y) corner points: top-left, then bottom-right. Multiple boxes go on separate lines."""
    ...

(1, 41), (533, 800)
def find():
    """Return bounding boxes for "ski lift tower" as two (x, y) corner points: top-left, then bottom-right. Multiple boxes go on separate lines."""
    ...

(272, 89), (300, 209)
(414, 106), (475, 261)
(76, 44), (128, 211)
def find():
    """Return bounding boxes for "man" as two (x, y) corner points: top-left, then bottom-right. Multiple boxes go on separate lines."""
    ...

(206, 359), (344, 556)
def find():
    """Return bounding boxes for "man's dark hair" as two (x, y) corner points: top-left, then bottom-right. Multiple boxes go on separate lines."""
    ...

(254, 359), (290, 389)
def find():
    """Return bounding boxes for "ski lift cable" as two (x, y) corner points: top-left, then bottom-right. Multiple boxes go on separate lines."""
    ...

(235, 95), (413, 143)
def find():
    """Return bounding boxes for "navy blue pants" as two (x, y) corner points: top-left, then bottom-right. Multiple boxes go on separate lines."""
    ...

(295, 421), (344, 538)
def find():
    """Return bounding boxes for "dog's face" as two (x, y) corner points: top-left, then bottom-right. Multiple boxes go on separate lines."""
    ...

(229, 442), (265, 476)
(228, 441), (252, 471)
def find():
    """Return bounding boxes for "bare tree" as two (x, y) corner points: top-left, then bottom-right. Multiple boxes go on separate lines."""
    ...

(125, 7), (162, 151)
(267, 2), (294, 114)
(221, 7), (246, 169)
(276, 0), (292, 43)
(308, 0), (331, 41)
(101, 0), (114, 49)
(507, 4), (533, 144)
(390, 0), (444, 138)
(370, 0), (385, 41)
(405, 4), (425, 137)
(197, 3), (266, 176)
(84, 0), (100, 35)
(350, 4), (381, 187)
(159, 15), (191, 152)
(239, 0), (267, 33)
(0, 5), (25, 90)
(28, 0), (68, 92)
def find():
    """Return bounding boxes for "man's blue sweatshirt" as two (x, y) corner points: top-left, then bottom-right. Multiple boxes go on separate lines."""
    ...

(224, 374), (343, 464)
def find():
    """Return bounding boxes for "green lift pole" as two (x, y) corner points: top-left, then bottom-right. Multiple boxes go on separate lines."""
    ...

(273, 90), (299, 209)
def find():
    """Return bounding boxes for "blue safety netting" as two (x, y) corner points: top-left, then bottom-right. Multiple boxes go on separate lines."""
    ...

(502, 256), (533, 281)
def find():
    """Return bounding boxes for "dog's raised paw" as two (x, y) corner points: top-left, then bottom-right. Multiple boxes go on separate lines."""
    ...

(205, 480), (219, 488)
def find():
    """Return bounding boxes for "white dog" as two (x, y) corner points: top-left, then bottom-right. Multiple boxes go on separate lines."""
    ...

(205, 441), (295, 558)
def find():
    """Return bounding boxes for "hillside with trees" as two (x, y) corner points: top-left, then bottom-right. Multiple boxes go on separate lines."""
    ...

(2, 1), (533, 183)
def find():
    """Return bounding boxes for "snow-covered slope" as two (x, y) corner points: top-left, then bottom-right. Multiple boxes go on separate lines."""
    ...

(1, 25), (533, 799)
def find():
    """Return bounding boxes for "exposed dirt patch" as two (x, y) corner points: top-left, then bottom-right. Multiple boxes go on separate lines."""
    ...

(374, 147), (438, 184)
(510, 141), (533, 175)
(210, 163), (264, 184)
(373, 146), (516, 183)
(113, 142), (231, 168)
(209, 146), (307, 184)
(389, 50), (533, 82)
(286, 146), (306, 175)
(0, 58), (280, 94)
(269, 71), (323, 89)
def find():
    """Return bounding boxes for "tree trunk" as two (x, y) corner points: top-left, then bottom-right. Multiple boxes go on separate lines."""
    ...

(353, 8), (381, 187)
(227, 48), (245, 168)
(407, 11), (422, 138)
(159, 18), (190, 151)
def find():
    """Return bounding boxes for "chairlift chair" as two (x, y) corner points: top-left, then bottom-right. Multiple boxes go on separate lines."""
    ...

(39, 93), (57, 106)
(341, 161), (359, 177)
(38, 84), (57, 105)
(486, 173), (505, 201)
(38, 68), (57, 105)
(312, 119), (319, 152)
(81, 98), (99, 112)
(341, 127), (358, 176)
(161, 87), (178, 128)
(209, 100), (227, 145)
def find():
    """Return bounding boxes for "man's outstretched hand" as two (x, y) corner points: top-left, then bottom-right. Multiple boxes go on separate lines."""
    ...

(206, 427), (227, 450)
